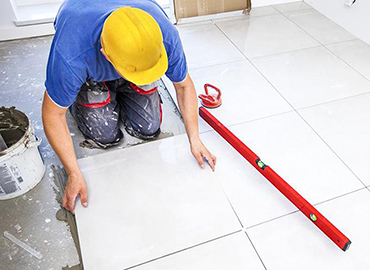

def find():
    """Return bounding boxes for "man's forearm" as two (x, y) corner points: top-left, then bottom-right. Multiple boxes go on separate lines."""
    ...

(174, 74), (200, 143)
(43, 113), (81, 176)
(42, 93), (81, 177)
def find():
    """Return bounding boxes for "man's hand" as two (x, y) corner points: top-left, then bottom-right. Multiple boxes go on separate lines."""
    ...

(62, 173), (88, 214)
(190, 138), (217, 171)
(173, 74), (217, 171)
(43, 91), (88, 214)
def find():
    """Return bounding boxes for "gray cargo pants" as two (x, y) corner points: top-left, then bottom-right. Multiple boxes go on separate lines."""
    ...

(70, 78), (162, 148)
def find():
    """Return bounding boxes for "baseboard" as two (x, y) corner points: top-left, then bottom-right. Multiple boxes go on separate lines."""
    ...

(13, 3), (60, 26)
(0, 23), (54, 41)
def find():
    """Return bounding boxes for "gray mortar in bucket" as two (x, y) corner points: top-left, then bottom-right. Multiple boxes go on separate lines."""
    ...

(0, 106), (29, 154)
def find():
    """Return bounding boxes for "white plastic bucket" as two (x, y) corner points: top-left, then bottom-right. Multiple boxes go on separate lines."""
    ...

(0, 107), (46, 200)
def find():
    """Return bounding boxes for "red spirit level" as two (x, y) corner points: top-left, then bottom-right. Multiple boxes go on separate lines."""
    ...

(199, 107), (351, 251)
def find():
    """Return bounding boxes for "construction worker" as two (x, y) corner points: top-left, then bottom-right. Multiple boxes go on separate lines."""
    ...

(42, 0), (217, 214)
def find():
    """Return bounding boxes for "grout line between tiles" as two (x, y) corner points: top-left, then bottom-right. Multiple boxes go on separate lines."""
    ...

(296, 110), (369, 188)
(212, 12), (364, 85)
(246, 210), (301, 230)
(275, 7), (370, 87)
(270, 3), (280, 12)
(176, 8), (286, 27)
(172, 14), (368, 260)
(275, 7), (316, 16)
(323, 45), (370, 85)
(212, 17), (324, 61)
(198, 109), (295, 135)
(202, 107), (370, 231)
(273, 7), (330, 46)
(123, 230), (242, 270)
(270, 3), (313, 14)
(178, 14), (365, 116)
(248, 44), (323, 61)
(313, 187), (369, 206)
(189, 58), (246, 72)
(246, 187), (368, 230)
(220, 187), (244, 228)
(320, 38), (358, 46)
(247, 37), (359, 61)
(243, 231), (268, 270)
(209, 5), (279, 24)
(297, 91), (370, 111)
(206, 21), (370, 208)
(175, 16), (370, 214)
(215, 13), (369, 189)
(213, 23), (297, 113)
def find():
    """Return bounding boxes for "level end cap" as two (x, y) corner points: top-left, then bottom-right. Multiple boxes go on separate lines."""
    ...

(342, 240), (352, 252)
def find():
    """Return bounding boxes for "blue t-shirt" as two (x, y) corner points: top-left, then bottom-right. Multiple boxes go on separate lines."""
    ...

(45, 0), (187, 107)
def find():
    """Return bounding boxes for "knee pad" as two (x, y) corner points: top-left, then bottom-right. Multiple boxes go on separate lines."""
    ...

(118, 88), (162, 140)
(70, 80), (123, 146)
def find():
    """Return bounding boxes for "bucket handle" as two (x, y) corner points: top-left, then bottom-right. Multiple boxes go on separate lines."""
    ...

(27, 136), (42, 148)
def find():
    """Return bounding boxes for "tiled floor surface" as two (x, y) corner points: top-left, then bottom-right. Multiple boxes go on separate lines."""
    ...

(165, 2), (370, 269)
(79, 1), (370, 269)
(1, 1), (370, 269)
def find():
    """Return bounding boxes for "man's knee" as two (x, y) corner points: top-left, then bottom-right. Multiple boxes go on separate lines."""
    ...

(70, 102), (122, 144)
(130, 114), (161, 137)
(70, 80), (123, 145)
(118, 85), (162, 139)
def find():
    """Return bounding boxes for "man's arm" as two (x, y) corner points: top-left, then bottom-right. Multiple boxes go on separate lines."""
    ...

(173, 74), (216, 171)
(42, 91), (88, 213)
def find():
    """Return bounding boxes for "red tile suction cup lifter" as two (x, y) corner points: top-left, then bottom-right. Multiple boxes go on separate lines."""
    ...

(198, 84), (222, 109)
(199, 107), (352, 252)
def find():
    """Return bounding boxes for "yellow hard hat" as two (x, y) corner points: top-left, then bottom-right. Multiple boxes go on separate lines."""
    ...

(101, 7), (168, 85)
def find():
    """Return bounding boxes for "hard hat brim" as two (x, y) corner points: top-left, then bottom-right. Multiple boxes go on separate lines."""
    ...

(114, 43), (168, 86)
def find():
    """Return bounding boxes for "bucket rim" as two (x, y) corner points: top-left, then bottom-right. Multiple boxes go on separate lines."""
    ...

(0, 107), (32, 159)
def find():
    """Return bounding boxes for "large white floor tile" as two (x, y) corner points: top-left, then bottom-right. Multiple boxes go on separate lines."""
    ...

(215, 14), (319, 58)
(252, 46), (370, 109)
(327, 39), (370, 81)
(286, 9), (355, 45)
(199, 124), (297, 228)
(190, 60), (292, 132)
(299, 94), (370, 186)
(74, 109), (364, 269)
(135, 232), (265, 270)
(76, 135), (241, 270)
(202, 112), (363, 228)
(247, 189), (370, 269)
(176, 22), (244, 69)
(273, 2), (312, 13)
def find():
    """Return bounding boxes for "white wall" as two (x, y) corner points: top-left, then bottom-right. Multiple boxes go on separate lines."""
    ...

(0, 0), (17, 29)
(16, 0), (61, 7)
(305, 0), (370, 45)
(0, 0), (55, 41)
